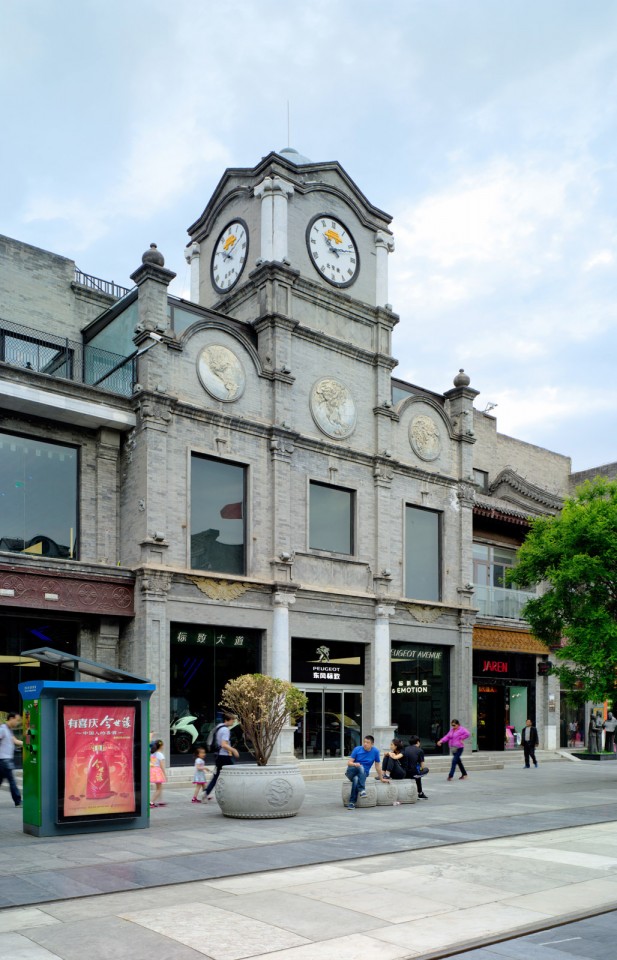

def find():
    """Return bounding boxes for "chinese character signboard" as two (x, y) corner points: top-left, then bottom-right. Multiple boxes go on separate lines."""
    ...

(60, 702), (139, 821)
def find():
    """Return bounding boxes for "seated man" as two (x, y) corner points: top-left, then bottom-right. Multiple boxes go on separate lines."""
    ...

(345, 734), (388, 809)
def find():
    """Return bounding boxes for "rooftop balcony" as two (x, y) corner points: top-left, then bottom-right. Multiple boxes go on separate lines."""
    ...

(0, 318), (136, 398)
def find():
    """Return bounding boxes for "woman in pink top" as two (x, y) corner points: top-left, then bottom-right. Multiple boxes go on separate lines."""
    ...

(438, 719), (471, 781)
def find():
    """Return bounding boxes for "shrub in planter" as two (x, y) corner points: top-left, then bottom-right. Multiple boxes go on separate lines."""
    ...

(220, 674), (307, 766)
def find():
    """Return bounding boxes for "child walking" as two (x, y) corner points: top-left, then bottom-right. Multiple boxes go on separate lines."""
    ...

(191, 746), (210, 803)
(150, 739), (167, 807)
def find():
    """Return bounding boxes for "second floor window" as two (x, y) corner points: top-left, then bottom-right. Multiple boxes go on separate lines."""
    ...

(0, 432), (79, 559)
(191, 455), (246, 575)
(309, 481), (354, 554)
(473, 542), (516, 588)
(405, 505), (441, 601)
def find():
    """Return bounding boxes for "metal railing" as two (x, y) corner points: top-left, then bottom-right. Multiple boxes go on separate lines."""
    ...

(74, 268), (130, 300)
(474, 584), (536, 620)
(0, 318), (136, 397)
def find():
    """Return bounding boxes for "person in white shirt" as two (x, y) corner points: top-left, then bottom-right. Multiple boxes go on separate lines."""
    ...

(0, 712), (23, 806)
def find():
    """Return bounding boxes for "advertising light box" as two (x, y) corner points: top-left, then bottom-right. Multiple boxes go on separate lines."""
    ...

(58, 700), (141, 823)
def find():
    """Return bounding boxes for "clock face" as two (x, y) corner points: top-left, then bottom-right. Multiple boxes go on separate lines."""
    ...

(306, 214), (359, 287)
(210, 219), (249, 293)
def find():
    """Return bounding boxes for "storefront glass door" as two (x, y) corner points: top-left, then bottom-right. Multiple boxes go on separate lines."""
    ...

(294, 689), (362, 760)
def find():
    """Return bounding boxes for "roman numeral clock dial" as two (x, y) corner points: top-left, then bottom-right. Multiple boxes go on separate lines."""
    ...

(211, 219), (249, 294)
(306, 215), (359, 288)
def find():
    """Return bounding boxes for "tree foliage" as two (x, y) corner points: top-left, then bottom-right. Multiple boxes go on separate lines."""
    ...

(509, 477), (617, 704)
(220, 674), (307, 766)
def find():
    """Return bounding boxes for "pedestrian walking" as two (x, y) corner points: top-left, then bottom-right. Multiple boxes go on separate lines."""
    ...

(149, 739), (167, 807)
(191, 746), (210, 802)
(204, 715), (239, 801)
(438, 719), (471, 781)
(0, 712), (22, 807)
(521, 718), (539, 768)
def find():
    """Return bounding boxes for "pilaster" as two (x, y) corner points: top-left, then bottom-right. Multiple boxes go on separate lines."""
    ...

(254, 175), (295, 263)
(184, 241), (201, 303)
(95, 428), (120, 564)
(375, 230), (395, 307)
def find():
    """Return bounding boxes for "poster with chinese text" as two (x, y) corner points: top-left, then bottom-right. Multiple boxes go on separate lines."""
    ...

(63, 704), (136, 817)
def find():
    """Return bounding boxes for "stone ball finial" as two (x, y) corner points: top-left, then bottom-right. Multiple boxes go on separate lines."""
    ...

(453, 368), (471, 388)
(142, 243), (165, 266)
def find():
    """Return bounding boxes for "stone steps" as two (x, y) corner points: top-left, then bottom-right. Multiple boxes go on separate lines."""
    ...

(166, 749), (568, 783)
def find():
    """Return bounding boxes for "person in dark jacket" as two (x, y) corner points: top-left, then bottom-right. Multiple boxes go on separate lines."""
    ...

(403, 735), (428, 799)
(521, 718), (539, 768)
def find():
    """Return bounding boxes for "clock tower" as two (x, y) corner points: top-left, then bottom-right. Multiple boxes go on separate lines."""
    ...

(185, 147), (396, 330)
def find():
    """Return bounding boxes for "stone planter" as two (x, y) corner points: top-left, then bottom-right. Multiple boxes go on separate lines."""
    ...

(215, 763), (306, 819)
(572, 752), (617, 761)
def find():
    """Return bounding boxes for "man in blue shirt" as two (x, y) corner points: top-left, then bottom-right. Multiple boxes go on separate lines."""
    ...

(345, 735), (388, 809)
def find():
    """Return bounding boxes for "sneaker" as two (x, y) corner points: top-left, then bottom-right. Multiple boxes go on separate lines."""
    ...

(418, 793), (428, 799)
(347, 802), (355, 809)
(149, 802), (157, 807)
(392, 801), (401, 806)
(447, 776), (453, 781)
(359, 790), (367, 798)
(459, 775), (468, 780)
(191, 797), (202, 803)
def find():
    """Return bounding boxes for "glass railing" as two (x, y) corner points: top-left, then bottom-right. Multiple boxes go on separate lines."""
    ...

(0, 318), (135, 397)
(474, 584), (536, 620)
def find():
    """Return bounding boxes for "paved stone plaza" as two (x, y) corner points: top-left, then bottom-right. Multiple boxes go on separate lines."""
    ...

(1, 756), (616, 959)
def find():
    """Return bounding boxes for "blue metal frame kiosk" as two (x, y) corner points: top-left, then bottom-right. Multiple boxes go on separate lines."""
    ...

(18, 647), (155, 838)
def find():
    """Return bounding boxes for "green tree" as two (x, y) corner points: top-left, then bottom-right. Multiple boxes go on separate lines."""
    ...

(509, 477), (617, 704)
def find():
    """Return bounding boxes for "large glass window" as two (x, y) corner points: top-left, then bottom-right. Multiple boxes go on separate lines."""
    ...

(405, 505), (441, 601)
(309, 481), (354, 554)
(191, 455), (246, 574)
(0, 432), (78, 558)
(169, 623), (260, 763)
(391, 643), (449, 754)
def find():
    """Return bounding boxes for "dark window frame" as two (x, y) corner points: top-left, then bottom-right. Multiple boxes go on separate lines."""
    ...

(404, 504), (442, 602)
(0, 429), (80, 559)
(190, 452), (247, 576)
(309, 480), (355, 556)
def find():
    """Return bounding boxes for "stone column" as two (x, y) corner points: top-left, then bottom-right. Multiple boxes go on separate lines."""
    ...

(372, 602), (396, 752)
(271, 589), (295, 681)
(254, 176), (294, 262)
(184, 241), (201, 304)
(270, 589), (297, 763)
(375, 230), (395, 307)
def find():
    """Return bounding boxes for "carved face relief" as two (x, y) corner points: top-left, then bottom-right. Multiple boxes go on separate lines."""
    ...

(197, 344), (246, 402)
(310, 378), (357, 439)
(409, 414), (442, 461)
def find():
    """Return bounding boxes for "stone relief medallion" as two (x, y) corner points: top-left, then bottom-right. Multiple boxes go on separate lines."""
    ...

(266, 777), (294, 808)
(310, 378), (357, 439)
(197, 344), (246, 402)
(409, 414), (442, 461)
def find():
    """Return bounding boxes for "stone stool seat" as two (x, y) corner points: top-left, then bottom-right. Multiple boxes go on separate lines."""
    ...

(375, 778), (418, 804)
(341, 779), (377, 807)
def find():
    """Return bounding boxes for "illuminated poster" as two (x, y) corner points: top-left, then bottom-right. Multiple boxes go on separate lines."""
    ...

(62, 704), (137, 817)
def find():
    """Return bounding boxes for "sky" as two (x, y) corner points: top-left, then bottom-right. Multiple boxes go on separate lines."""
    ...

(2, 1), (616, 472)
